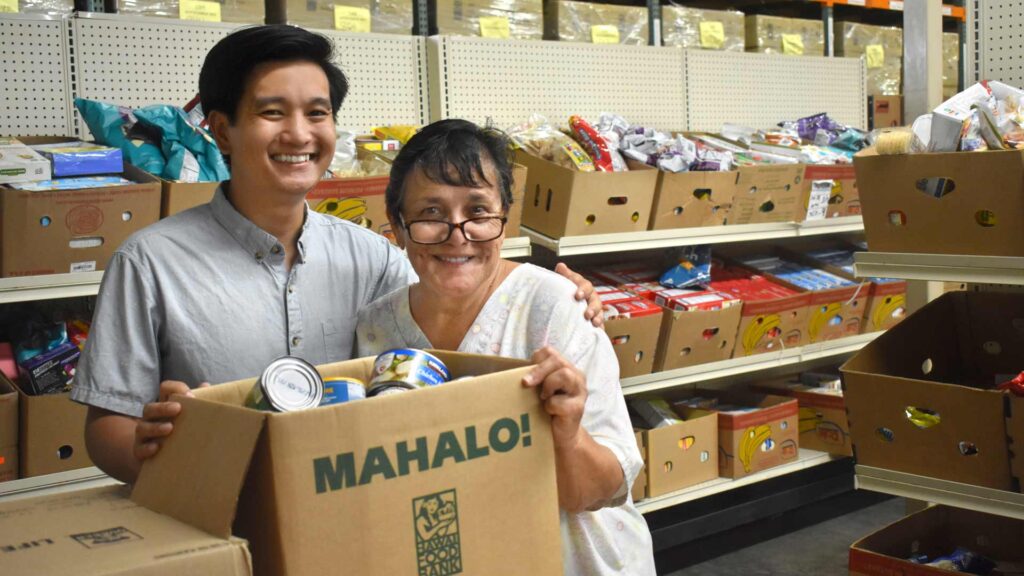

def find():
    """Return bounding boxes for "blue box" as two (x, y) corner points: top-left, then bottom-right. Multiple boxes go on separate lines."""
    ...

(31, 141), (123, 177)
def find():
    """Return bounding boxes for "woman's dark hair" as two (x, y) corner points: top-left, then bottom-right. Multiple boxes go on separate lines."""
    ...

(199, 25), (349, 123)
(386, 119), (515, 223)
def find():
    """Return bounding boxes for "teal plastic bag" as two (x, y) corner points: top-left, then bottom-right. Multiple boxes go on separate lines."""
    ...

(74, 97), (165, 176)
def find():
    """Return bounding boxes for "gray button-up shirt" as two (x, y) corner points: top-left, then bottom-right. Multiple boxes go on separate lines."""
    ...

(72, 187), (415, 418)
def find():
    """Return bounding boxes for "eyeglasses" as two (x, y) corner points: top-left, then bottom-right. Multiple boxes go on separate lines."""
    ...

(400, 216), (507, 245)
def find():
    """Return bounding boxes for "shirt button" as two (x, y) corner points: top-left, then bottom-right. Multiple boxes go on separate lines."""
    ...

(288, 285), (295, 294)
(272, 245), (282, 255)
(472, 325), (481, 334)
(292, 336), (301, 346)
(255, 252), (264, 261)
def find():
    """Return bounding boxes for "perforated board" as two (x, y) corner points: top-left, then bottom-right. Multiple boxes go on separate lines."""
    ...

(685, 50), (867, 131)
(70, 13), (428, 136)
(972, 0), (1024, 86)
(429, 36), (687, 131)
(0, 14), (72, 137)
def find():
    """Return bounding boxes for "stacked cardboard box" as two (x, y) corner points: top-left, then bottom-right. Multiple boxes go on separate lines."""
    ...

(287, 0), (412, 34)
(118, 0), (263, 23)
(836, 22), (903, 96)
(545, 0), (649, 46)
(661, 7), (744, 52)
(745, 15), (824, 57)
(630, 398), (719, 496)
(436, 0), (543, 40)
(750, 372), (851, 457)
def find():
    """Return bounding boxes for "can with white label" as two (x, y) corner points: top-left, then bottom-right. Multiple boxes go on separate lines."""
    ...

(245, 357), (324, 412)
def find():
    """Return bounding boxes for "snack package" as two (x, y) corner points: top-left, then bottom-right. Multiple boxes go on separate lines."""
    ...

(373, 125), (419, 145)
(568, 115), (628, 172)
(507, 114), (595, 171)
(593, 113), (630, 172)
(660, 246), (712, 289)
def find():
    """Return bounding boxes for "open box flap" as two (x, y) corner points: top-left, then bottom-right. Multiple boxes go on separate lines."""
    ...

(132, 395), (265, 538)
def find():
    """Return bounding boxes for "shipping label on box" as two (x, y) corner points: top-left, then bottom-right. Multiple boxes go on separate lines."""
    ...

(640, 407), (718, 497)
(841, 291), (1017, 489)
(654, 303), (742, 371)
(133, 351), (563, 576)
(803, 164), (860, 219)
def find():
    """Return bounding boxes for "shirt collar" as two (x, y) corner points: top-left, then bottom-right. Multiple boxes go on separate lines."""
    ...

(210, 185), (284, 264)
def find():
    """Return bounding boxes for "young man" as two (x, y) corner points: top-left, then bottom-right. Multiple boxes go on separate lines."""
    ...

(72, 25), (601, 484)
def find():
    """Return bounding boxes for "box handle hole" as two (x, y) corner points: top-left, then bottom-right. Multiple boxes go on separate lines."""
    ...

(678, 436), (695, 450)
(758, 200), (775, 213)
(663, 461), (673, 473)
(693, 188), (712, 200)
(69, 237), (104, 249)
(959, 441), (979, 456)
(631, 211), (640, 223)
(533, 184), (540, 207)
(760, 438), (775, 452)
(983, 341), (1001, 355)
(747, 186), (758, 195)
(40, 216), (52, 227)
(921, 358), (933, 375)
(673, 206), (684, 216)
(58, 445), (74, 460)
(633, 351), (643, 364)
(607, 196), (628, 206)
(121, 211), (133, 222)
(545, 188), (553, 212)
(976, 210), (997, 227)
(876, 427), (895, 442)
(679, 347), (692, 356)
(888, 210), (907, 226)
(702, 327), (719, 340)
(700, 450), (710, 463)
(916, 177), (956, 198)
(780, 421), (788, 430)
(905, 406), (940, 429)
(585, 214), (596, 226)
(719, 340), (728, 349)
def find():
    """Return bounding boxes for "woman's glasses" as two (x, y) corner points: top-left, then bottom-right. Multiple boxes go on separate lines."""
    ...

(401, 216), (507, 245)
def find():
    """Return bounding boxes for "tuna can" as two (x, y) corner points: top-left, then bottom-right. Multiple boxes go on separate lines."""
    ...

(369, 348), (450, 391)
(320, 376), (367, 406)
(245, 356), (323, 412)
(367, 382), (416, 397)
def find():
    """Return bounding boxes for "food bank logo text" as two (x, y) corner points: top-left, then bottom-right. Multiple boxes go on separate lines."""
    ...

(413, 489), (462, 576)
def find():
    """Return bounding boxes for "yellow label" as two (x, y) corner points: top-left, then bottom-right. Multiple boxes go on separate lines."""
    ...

(0, 0), (18, 13)
(591, 25), (620, 44)
(334, 6), (371, 33)
(179, 0), (221, 22)
(865, 44), (885, 68)
(478, 16), (510, 39)
(699, 21), (725, 49)
(781, 33), (804, 56)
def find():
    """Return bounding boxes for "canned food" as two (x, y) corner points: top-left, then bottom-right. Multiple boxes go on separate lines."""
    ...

(320, 376), (366, 406)
(367, 382), (415, 397)
(369, 348), (450, 391)
(245, 357), (324, 412)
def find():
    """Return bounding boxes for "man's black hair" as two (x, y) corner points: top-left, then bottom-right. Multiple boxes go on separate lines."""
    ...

(199, 24), (348, 123)
(386, 119), (514, 223)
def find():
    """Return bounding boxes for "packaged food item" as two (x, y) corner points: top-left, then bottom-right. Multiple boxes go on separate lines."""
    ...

(943, 32), (961, 100)
(6, 176), (134, 192)
(30, 141), (123, 178)
(662, 6), (744, 52)
(0, 137), (51, 185)
(598, 291), (641, 307)
(630, 398), (682, 429)
(18, 341), (80, 396)
(507, 114), (595, 171)
(9, 0), (73, 14)
(372, 125), (419, 145)
(320, 377), (367, 406)
(660, 246), (712, 289)
(569, 115), (616, 172)
(246, 357), (325, 412)
(654, 289), (739, 312)
(603, 299), (661, 321)
(368, 348), (451, 395)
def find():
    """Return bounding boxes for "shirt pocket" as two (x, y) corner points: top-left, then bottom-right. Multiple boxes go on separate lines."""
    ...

(321, 319), (348, 362)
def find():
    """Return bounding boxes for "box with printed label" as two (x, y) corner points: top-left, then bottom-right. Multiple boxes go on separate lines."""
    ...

(745, 15), (824, 56)
(119, 0), (264, 24)
(653, 299), (743, 372)
(436, 0), (543, 40)
(0, 485), (252, 576)
(646, 165), (736, 230)
(516, 150), (657, 238)
(671, 388), (799, 479)
(841, 291), (1018, 490)
(0, 161), (161, 278)
(545, 0), (648, 45)
(633, 404), (719, 496)
(306, 175), (395, 243)
(0, 375), (17, 482)
(133, 351), (563, 576)
(661, 6), (744, 52)
(855, 146), (1024, 256)
(849, 505), (1023, 576)
(604, 299), (663, 378)
(1, 373), (92, 478)
(729, 163), (808, 224)
(287, 0), (412, 34)
(0, 137), (51, 185)
(802, 163), (860, 219)
(751, 374), (851, 457)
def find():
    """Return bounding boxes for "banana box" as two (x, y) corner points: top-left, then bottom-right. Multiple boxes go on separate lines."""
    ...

(603, 299), (663, 378)
(709, 261), (811, 356)
(652, 297), (743, 372)
(639, 159), (736, 230)
(631, 430), (646, 502)
(631, 402), (718, 497)
(307, 175), (394, 244)
(750, 375), (851, 457)
(673, 389), (799, 479)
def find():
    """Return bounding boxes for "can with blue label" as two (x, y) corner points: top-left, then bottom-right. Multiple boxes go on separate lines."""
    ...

(368, 348), (450, 396)
(320, 377), (367, 406)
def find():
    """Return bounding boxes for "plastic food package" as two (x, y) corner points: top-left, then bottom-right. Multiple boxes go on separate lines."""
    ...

(661, 6), (744, 52)
(287, 0), (412, 35)
(745, 15), (824, 56)
(547, 0), (649, 46)
(836, 22), (903, 96)
(569, 115), (628, 172)
(7, 0), (72, 14)
(659, 246), (712, 289)
(30, 141), (123, 178)
(435, 0), (543, 40)
(593, 113), (630, 172)
(118, 0), (263, 23)
(507, 115), (595, 171)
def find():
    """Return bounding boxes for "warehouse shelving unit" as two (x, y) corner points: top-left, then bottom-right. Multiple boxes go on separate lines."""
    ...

(855, 465), (1024, 520)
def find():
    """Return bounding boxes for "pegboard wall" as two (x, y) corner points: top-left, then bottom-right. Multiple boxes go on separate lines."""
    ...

(0, 14), (72, 137)
(428, 36), (688, 131)
(972, 0), (1024, 86)
(685, 50), (867, 131)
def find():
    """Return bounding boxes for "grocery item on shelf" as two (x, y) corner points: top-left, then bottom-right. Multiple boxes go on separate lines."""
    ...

(710, 259), (810, 355)
(6, 0), (72, 14)
(750, 370), (851, 457)
(508, 114), (594, 172)
(673, 388), (799, 479)
(745, 15), (824, 57)
(662, 6), (744, 52)
(436, 0), (543, 40)
(119, 0), (263, 22)
(7, 176), (134, 192)
(835, 22), (903, 97)
(630, 399), (719, 497)
(659, 246), (712, 289)
(842, 291), (1021, 491)
(28, 141), (122, 178)
(0, 138), (51, 185)
(287, 0), (413, 34)
(545, 0), (648, 46)
(569, 114), (628, 172)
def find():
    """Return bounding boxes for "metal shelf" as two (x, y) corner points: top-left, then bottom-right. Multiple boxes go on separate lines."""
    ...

(0, 271), (104, 304)
(524, 216), (863, 256)
(621, 331), (880, 396)
(856, 465), (1024, 520)
(854, 252), (1024, 285)
(0, 467), (118, 504)
(501, 236), (532, 259)
(637, 449), (841, 514)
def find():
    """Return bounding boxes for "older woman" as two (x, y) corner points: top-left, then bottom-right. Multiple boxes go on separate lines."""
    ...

(355, 119), (655, 575)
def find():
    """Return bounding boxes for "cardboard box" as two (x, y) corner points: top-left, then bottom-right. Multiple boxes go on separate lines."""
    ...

(0, 376), (17, 482)
(516, 151), (658, 238)
(637, 407), (718, 497)
(849, 505), (1024, 576)
(604, 300), (663, 378)
(0, 485), (252, 575)
(161, 179), (219, 218)
(507, 163), (527, 237)
(287, 0), (412, 34)
(745, 15), (824, 56)
(803, 164), (860, 219)
(730, 163), (807, 224)
(631, 430), (646, 501)
(134, 351), (563, 576)
(751, 375), (851, 457)
(436, 0), (543, 40)
(647, 168), (736, 230)
(841, 291), (1018, 490)
(661, 6), (745, 52)
(307, 175), (395, 243)
(673, 389), (799, 479)
(545, 0), (649, 45)
(119, 0), (264, 23)
(1008, 395), (1024, 489)
(836, 22), (903, 97)
(653, 303), (742, 372)
(870, 95), (903, 129)
(0, 160), (161, 277)
(854, 146), (1024, 256)
(2, 372), (92, 478)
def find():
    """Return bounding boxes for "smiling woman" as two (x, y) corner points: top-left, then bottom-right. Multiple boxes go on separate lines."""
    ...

(355, 119), (656, 576)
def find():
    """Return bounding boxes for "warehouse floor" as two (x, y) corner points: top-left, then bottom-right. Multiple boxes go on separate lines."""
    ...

(658, 490), (905, 575)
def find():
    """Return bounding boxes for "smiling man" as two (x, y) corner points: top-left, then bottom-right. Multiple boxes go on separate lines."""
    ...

(71, 25), (599, 485)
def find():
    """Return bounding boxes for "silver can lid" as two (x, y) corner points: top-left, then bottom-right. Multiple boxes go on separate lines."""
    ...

(261, 357), (324, 412)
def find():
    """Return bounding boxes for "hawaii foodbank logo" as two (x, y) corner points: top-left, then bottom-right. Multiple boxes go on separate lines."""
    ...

(413, 489), (462, 576)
